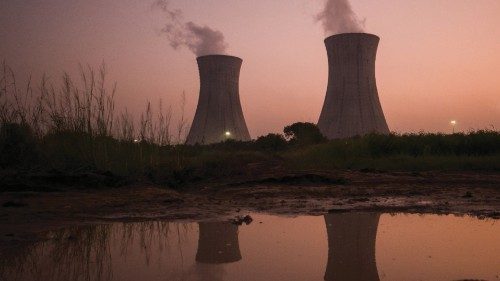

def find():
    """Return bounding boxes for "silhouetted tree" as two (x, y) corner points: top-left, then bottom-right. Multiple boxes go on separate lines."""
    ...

(284, 122), (326, 146)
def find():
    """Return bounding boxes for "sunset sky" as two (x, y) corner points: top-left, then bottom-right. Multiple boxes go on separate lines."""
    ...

(1, 0), (499, 137)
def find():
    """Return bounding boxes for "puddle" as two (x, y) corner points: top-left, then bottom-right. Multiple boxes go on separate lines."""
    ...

(1, 213), (499, 281)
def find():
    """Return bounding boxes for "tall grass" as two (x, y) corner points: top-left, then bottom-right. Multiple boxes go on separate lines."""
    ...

(0, 62), (190, 174)
(0, 61), (186, 142)
(1, 63), (114, 137)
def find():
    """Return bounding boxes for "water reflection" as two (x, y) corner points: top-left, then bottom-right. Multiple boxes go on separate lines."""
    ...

(324, 213), (380, 281)
(0, 225), (113, 281)
(1, 213), (499, 281)
(194, 222), (241, 281)
(196, 222), (242, 264)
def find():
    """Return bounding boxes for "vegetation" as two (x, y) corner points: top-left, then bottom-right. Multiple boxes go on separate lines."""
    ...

(284, 131), (500, 172)
(284, 122), (326, 146)
(1, 62), (499, 191)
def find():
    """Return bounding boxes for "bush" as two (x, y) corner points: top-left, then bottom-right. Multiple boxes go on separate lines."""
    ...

(0, 123), (39, 168)
(255, 133), (287, 151)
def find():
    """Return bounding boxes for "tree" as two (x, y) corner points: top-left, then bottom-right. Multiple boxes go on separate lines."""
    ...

(284, 122), (326, 146)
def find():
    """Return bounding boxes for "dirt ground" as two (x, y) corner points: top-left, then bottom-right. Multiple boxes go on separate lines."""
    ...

(1, 170), (499, 252)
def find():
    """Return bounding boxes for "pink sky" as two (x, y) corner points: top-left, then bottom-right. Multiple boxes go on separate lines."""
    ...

(1, 0), (499, 137)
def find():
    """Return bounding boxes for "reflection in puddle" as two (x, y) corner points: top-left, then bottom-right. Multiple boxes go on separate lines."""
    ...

(195, 222), (241, 281)
(197, 222), (242, 264)
(324, 213), (380, 281)
(1, 213), (499, 281)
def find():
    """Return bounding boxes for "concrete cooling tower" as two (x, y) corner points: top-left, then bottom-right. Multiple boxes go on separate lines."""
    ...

(318, 33), (390, 139)
(186, 55), (251, 145)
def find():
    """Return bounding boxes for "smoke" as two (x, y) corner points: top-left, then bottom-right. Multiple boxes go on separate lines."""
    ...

(316, 0), (365, 35)
(153, 0), (228, 57)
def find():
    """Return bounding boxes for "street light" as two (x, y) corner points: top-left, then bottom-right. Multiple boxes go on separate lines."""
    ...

(450, 120), (457, 134)
(225, 131), (231, 137)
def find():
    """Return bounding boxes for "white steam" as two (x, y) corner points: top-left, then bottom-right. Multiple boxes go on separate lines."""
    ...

(154, 0), (228, 57)
(316, 0), (365, 36)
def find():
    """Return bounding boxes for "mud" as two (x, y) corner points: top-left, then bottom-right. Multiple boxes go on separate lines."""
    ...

(1, 170), (499, 252)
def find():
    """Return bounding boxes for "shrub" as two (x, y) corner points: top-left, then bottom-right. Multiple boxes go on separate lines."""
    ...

(0, 123), (39, 168)
(255, 133), (287, 151)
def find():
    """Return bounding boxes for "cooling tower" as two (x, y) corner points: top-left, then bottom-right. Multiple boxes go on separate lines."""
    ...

(318, 33), (390, 139)
(186, 55), (251, 145)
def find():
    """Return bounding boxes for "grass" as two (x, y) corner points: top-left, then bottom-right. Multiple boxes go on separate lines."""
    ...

(1, 62), (499, 191)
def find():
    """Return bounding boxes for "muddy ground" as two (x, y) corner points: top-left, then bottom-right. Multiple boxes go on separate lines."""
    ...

(1, 170), (499, 252)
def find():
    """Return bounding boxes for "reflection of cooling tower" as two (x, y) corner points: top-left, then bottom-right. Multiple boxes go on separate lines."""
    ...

(318, 33), (390, 139)
(324, 213), (380, 281)
(186, 55), (251, 145)
(196, 222), (242, 264)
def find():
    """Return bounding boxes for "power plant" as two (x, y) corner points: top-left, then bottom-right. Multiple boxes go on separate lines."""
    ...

(318, 33), (390, 139)
(186, 55), (251, 145)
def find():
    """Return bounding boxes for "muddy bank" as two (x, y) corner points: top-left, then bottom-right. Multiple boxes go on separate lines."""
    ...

(1, 170), (499, 251)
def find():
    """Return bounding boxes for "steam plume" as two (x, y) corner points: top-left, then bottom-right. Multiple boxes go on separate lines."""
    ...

(317, 0), (365, 35)
(154, 0), (228, 57)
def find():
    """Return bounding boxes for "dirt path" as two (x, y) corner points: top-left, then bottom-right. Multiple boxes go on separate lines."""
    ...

(1, 170), (499, 252)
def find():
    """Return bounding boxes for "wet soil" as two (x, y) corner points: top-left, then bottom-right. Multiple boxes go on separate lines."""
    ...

(1, 170), (499, 252)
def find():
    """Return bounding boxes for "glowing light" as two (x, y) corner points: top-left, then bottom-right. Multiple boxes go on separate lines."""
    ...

(133, 139), (140, 143)
(225, 131), (231, 137)
(450, 120), (457, 134)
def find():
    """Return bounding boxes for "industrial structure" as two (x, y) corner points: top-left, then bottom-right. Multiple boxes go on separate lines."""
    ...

(324, 213), (381, 281)
(318, 33), (390, 139)
(186, 55), (251, 145)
